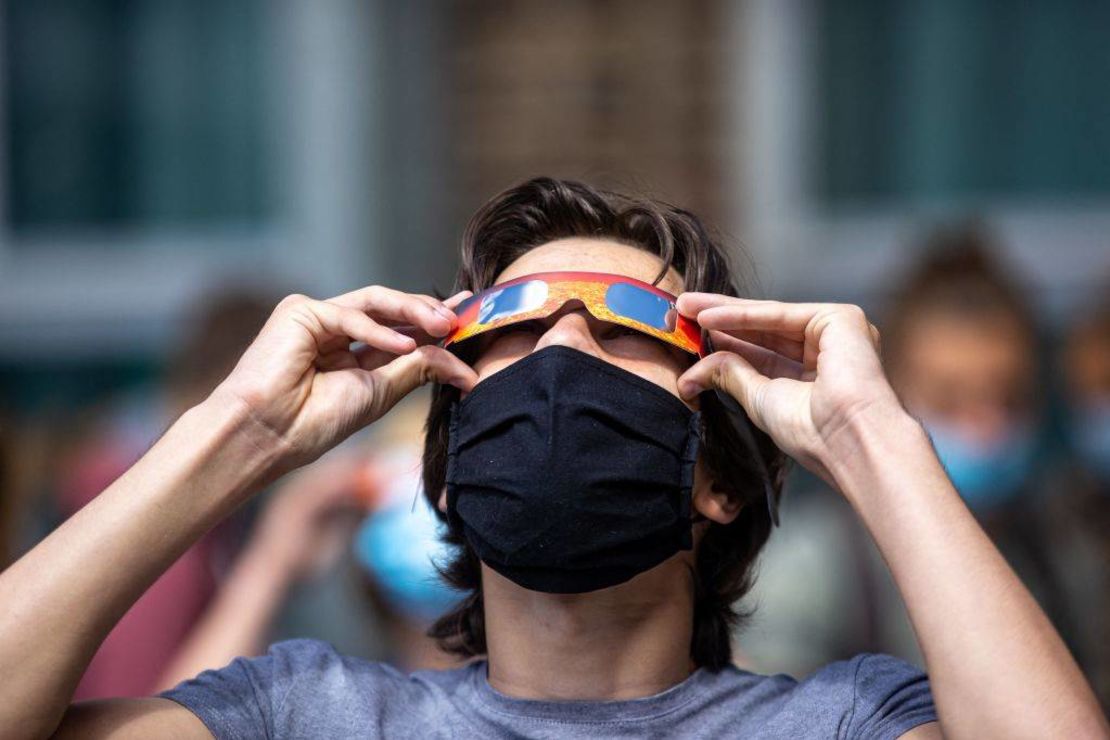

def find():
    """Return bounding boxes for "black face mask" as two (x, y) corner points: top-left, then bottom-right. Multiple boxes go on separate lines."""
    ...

(445, 345), (701, 594)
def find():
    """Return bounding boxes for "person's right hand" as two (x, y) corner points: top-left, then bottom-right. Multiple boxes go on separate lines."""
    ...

(214, 287), (477, 471)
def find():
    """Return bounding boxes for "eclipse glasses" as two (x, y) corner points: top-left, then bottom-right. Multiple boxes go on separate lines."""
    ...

(445, 271), (704, 356)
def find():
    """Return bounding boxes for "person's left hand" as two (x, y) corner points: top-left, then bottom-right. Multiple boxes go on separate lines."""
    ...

(676, 293), (905, 487)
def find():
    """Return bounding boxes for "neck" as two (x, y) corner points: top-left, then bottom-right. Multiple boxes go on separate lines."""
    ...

(481, 560), (696, 701)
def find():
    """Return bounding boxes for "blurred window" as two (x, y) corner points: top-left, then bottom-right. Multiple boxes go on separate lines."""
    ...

(816, 1), (1110, 205)
(2, 0), (272, 235)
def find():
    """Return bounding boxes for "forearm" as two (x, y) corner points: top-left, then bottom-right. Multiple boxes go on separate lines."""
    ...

(154, 543), (292, 692)
(0, 392), (281, 737)
(827, 407), (1108, 738)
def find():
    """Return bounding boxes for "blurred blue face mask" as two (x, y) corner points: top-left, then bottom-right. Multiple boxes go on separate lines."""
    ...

(1071, 399), (1110, 485)
(924, 417), (1036, 512)
(353, 452), (460, 624)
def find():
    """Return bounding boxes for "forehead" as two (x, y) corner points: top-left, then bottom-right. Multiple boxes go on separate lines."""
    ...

(495, 238), (684, 296)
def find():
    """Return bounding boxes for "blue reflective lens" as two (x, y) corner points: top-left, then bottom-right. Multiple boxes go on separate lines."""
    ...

(604, 282), (676, 330)
(478, 280), (549, 323)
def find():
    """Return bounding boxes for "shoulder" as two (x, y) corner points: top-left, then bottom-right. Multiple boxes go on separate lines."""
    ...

(161, 640), (475, 739)
(205, 638), (413, 698)
(807, 654), (936, 739)
(688, 655), (934, 740)
(252, 637), (399, 682)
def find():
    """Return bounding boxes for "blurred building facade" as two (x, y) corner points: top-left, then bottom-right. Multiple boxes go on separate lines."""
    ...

(2, 1), (1108, 405)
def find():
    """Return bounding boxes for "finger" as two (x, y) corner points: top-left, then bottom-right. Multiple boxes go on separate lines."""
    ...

(328, 286), (455, 338)
(381, 291), (475, 348)
(410, 290), (472, 307)
(677, 292), (771, 318)
(678, 351), (771, 428)
(368, 345), (479, 415)
(295, 299), (417, 355)
(707, 330), (805, 380)
(417, 290), (474, 318)
(411, 293), (453, 317)
(693, 300), (824, 334)
(353, 330), (462, 370)
(443, 290), (473, 310)
(710, 327), (805, 362)
(356, 324), (446, 354)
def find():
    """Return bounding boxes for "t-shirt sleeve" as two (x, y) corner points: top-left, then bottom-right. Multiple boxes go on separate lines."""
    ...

(158, 638), (333, 740)
(844, 653), (937, 739)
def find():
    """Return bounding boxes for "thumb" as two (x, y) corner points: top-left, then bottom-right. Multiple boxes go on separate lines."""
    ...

(366, 345), (478, 420)
(679, 351), (770, 428)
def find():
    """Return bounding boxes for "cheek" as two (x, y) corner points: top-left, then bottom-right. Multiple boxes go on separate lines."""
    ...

(474, 356), (514, 382)
(618, 343), (695, 397)
(628, 361), (681, 395)
(472, 348), (528, 381)
(470, 335), (535, 386)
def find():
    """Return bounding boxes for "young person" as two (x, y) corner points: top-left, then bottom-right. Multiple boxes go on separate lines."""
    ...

(0, 179), (1104, 738)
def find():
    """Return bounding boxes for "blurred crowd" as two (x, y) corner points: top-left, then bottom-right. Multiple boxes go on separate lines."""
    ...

(0, 222), (1106, 713)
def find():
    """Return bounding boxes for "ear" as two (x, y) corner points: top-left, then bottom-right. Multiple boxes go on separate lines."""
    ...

(437, 487), (447, 514)
(691, 457), (743, 524)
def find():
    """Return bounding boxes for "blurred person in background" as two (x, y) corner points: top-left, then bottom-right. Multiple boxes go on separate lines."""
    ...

(56, 288), (276, 699)
(886, 227), (1042, 513)
(1047, 290), (1110, 712)
(0, 179), (1104, 738)
(884, 226), (1075, 639)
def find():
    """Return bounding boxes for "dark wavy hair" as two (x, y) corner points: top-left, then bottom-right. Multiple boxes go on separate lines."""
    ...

(422, 177), (788, 671)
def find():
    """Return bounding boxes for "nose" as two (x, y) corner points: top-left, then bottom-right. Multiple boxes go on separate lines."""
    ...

(533, 304), (602, 357)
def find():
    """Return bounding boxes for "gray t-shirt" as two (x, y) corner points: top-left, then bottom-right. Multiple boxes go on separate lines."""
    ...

(161, 639), (936, 739)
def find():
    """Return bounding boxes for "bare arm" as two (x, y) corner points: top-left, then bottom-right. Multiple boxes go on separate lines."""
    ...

(0, 287), (475, 739)
(678, 294), (1108, 739)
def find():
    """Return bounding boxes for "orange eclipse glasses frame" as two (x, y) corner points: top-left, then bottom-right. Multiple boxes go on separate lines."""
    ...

(443, 271), (704, 356)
